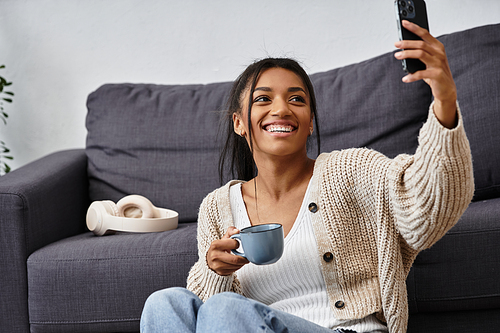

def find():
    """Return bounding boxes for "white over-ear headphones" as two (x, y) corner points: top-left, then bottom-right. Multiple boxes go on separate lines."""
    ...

(86, 195), (178, 236)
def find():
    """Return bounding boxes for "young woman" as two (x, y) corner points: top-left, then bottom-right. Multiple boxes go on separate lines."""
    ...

(141, 21), (474, 333)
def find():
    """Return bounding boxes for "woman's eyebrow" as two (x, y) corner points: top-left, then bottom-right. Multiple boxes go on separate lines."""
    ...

(288, 87), (306, 93)
(254, 87), (272, 92)
(253, 87), (306, 93)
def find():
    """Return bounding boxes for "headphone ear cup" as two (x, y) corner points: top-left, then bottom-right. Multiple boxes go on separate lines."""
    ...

(116, 195), (159, 218)
(102, 200), (120, 216)
(86, 200), (119, 236)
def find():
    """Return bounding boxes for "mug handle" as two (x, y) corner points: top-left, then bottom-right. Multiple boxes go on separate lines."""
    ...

(230, 234), (246, 258)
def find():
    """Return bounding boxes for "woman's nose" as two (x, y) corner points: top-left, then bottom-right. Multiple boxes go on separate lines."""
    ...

(270, 98), (290, 116)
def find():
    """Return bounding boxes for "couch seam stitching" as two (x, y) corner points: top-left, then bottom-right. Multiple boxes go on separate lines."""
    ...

(30, 317), (140, 325)
(27, 253), (196, 263)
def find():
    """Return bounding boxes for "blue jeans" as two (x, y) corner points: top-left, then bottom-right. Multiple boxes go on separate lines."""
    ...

(140, 287), (356, 333)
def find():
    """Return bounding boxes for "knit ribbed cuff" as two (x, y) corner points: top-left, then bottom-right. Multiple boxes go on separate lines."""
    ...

(419, 100), (471, 158)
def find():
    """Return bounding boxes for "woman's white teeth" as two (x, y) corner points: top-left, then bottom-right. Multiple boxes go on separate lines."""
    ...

(266, 125), (293, 133)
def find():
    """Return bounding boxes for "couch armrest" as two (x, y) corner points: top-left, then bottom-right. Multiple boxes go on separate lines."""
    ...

(0, 149), (89, 332)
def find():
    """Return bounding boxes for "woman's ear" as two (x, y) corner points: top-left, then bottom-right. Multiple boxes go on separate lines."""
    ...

(233, 113), (246, 137)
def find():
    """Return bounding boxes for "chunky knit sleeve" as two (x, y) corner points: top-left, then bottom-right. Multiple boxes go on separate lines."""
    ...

(186, 183), (243, 301)
(388, 102), (474, 251)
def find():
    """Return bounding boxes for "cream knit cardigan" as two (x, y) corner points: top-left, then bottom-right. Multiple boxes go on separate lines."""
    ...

(187, 104), (474, 333)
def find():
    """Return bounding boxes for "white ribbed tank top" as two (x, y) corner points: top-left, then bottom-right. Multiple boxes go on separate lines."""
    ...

(229, 181), (387, 332)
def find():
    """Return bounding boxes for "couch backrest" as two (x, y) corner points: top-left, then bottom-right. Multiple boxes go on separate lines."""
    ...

(309, 43), (432, 158)
(439, 24), (500, 201)
(309, 23), (500, 201)
(86, 82), (231, 222)
(86, 23), (500, 223)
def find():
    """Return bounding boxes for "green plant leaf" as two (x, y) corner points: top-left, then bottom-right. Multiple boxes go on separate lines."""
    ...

(0, 65), (14, 175)
(2, 163), (11, 174)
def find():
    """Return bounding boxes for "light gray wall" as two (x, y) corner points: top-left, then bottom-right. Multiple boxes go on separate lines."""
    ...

(1, 0), (499, 171)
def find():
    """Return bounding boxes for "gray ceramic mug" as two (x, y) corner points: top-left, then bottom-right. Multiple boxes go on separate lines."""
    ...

(230, 223), (284, 265)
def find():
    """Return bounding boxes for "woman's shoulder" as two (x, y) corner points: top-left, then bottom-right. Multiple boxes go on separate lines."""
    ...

(313, 149), (396, 188)
(200, 180), (244, 210)
(198, 180), (244, 234)
(316, 148), (388, 167)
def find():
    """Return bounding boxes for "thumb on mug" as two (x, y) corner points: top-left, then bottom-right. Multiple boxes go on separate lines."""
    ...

(223, 226), (240, 239)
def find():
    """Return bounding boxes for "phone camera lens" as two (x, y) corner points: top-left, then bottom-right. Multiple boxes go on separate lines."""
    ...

(399, 0), (406, 7)
(401, 9), (408, 17)
(408, 5), (414, 12)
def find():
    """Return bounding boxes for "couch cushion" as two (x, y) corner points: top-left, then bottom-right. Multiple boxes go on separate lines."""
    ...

(406, 198), (500, 314)
(86, 83), (231, 223)
(27, 224), (198, 333)
(439, 23), (500, 201)
(408, 308), (500, 333)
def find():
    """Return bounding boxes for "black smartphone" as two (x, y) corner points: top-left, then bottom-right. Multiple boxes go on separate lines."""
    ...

(394, 0), (430, 73)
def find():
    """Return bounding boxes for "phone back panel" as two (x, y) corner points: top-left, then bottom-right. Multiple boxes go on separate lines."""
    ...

(395, 0), (429, 73)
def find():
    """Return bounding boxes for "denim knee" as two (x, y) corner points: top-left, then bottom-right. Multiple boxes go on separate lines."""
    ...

(203, 292), (247, 312)
(198, 292), (250, 321)
(141, 287), (203, 333)
(197, 292), (288, 333)
(144, 287), (196, 308)
(144, 288), (183, 310)
(196, 293), (248, 332)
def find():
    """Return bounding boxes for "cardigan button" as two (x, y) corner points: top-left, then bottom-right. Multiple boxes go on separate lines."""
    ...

(308, 202), (318, 213)
(335, 300), (345, 309)
(323, 252), (334, 262)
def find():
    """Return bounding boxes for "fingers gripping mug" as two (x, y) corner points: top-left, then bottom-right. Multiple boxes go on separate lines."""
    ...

(230, 223), (284, 265)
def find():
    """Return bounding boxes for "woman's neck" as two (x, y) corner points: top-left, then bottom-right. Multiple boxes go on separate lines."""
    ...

(241, 153), (315, 231)
(250, 154), (315, 200)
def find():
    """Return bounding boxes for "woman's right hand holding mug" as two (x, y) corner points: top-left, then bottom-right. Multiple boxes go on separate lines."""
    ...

(207, 226), (249, 276)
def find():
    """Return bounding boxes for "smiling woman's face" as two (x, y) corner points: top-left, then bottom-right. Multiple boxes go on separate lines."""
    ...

(233, 67), (313, 160)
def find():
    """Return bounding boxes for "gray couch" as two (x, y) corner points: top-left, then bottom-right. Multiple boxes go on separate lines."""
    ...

(1, 23), (499, 333)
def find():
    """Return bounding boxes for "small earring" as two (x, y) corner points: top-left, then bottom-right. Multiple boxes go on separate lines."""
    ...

(309, 128), (313, 136)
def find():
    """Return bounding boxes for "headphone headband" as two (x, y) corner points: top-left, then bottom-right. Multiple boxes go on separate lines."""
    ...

(102, 208), (178, 233)
(86, 196), (178, 236)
